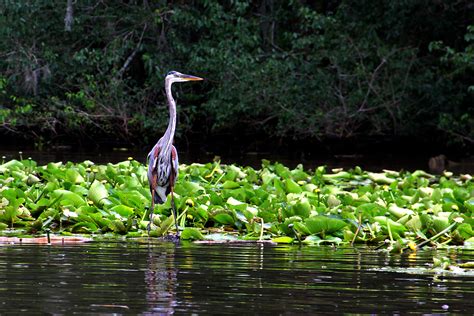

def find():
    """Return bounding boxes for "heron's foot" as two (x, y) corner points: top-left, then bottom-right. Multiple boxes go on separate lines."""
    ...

(147, 221), (152, 236)
(163, 233), (180, 243)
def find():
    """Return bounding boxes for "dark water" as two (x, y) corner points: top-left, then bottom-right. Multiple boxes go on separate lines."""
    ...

(3, 145), (474, 174)
(0, 242), (473, 315)
(0, 146), (433, 172)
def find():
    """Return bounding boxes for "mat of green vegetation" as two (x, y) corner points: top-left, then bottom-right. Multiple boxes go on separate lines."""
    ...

(0, 158), (473, 250)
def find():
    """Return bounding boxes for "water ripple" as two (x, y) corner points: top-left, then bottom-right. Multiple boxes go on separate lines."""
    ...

(0, 242), (472, 314)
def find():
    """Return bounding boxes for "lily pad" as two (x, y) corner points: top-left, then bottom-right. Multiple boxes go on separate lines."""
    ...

(305, 216), (347, 235)
(272, 236), (294, 243)
(181, 227), (205, 240)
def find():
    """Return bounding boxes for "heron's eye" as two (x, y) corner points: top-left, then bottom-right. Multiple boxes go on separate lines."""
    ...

(167, 71), (178, 76)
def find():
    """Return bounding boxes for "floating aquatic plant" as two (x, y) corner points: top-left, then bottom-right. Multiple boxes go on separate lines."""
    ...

(0, 158), (472, 249)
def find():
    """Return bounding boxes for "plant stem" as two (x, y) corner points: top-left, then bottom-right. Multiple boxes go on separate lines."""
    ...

(416, 222), (457, 249)
(387, 220), (394, 243)
(351, 213), (362, 246)
(259, 217), (264, 241)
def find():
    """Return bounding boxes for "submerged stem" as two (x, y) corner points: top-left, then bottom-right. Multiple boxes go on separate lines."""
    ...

(351, 213), (362, 246)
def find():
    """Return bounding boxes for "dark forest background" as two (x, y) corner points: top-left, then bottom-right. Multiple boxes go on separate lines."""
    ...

(0, 1), (472, 155)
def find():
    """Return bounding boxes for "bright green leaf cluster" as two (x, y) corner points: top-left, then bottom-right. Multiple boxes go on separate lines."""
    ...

(0, 159), (473, 248)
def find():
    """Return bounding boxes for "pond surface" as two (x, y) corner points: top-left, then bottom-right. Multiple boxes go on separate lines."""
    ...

(0, 241), (473, 314)
(0, 145), (433, 172)
(3, 144), (474, 174)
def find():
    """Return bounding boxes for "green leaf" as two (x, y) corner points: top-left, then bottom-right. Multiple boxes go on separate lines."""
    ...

(260, 169), (276, 185)
(464, 198), (474, 212)
(26, 174), (41, 185)
(66, 169), (85, 184)
(222, 180), (240, 189)
(210, 207), (236, 225)
(465, 237), (474, 248)
(280, 216), (303, 235)
(285, 179), (302, 194)
(293, 198), (311, 218)
(88, 180), (110, 206)
(433, 215), (450, 233)
(107, 220), (127, 234)
(52, 189), (86, 207)
(109, 205), (135, 217)
(213, 213), (235, 225)
(374, 216), (407, 235)
(187, 181), (206, 193)
(272, 236), (294, 243)
(405, 215), (422, 231)
(293, 221), (311, 235)
(388, 204), (413, 219)
(302, 235), (322, 244)
(0, 160), (23, 173)
(71, 221), (98, 233)
(226, 197), (246, 210)
(455, 223), (474, 239)
(367, 172), (395, 184)
(305, 216), (347, 235)
(181, 227), (205, 240)
(322, 171), (352, 182)
(327, 194), (341, 207)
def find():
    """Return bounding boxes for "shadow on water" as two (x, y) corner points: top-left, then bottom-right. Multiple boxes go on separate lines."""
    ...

(3, 145), (474, 173)
(0, 241), (473, 314)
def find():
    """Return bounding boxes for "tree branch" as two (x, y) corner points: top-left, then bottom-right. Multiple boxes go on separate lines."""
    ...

(358, 58), (386, 112)
(64, 0), (74, 32)
(115, 24), (147, 80)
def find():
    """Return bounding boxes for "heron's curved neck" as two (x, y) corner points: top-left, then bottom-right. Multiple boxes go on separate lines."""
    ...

(162, 79), (176, 155)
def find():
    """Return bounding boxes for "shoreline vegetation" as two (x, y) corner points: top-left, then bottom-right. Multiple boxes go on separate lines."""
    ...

(0, 158), (472, 252)
(1, 2), (473, 151)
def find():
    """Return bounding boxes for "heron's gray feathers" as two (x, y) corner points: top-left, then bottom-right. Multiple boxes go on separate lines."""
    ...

(147, 142), (178, 204)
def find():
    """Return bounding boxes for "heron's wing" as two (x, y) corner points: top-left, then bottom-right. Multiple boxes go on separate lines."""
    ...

(147, 144), (161, 171)
(170, 145), (179, 185)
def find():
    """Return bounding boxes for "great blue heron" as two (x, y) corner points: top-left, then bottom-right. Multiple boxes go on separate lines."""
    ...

(147, 70), (203, 235)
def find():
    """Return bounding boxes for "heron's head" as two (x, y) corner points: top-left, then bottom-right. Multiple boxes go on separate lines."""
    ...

(166, 70), (203, 84)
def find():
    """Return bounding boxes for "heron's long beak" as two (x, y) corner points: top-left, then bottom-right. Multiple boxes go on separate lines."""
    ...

(181, 74), (204, 81)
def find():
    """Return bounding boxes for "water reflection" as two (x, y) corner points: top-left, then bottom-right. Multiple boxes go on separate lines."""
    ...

(144, 243), (176, 315)
(0, 145), (435, 172)
(3, 144), (474, 174)
(0, 242), (472, 314)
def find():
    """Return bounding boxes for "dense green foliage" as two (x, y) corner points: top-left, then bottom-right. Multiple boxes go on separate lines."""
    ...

(0, 1), (472, 147)
(0, 158), (473, 249)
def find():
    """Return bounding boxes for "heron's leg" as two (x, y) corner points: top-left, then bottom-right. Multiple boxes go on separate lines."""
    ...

(148, 191), (155, 235)
(170, 186), (179, 236)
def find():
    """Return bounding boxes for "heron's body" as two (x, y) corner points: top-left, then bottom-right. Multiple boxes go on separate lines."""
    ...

(147, 71), (203, 235)
(147, 142), (178, 204)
